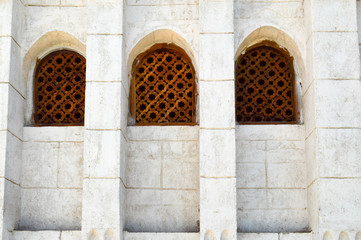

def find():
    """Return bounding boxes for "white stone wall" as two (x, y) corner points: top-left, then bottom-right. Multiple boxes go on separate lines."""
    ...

(125, 126), (199, 232)
(236, 125), (308, 232)
(20, 127), (83, 230)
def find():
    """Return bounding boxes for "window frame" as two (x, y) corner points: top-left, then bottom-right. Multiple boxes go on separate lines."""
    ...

(235, 40), (299, 125)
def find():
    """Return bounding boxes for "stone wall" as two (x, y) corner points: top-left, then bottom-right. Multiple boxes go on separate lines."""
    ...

(0, 0), (361, 239)
(125, 126), (199, 232)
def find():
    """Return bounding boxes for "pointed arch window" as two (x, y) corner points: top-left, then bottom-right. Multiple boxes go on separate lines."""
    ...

(34, 50), (86, 126)
(235, 41), (298, 124)
(130, 44), (196, 125)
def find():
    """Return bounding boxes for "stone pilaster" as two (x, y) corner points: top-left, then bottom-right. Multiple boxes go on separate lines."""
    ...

(199, 0), (236, 239)
(0, 0), (24, 239)
(304, 0), (361, 239)
(82, 1), (126, 239)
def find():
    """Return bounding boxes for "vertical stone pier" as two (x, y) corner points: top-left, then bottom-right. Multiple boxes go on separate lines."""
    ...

(199, 0), (237, 239)
(82, 0), (126, 239)
(304, 0), (361, 239)
(0, 0), (23, 239)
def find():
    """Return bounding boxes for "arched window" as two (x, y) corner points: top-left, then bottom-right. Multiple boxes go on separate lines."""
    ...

(235, 41), (297, 124)
(130, 44), (196, 125)
(34, 50), (86, 126)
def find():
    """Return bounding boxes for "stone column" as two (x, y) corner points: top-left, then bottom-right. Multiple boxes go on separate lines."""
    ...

(82, 1), (126, 240)
(304, 0), (361, 239)
(0, 0), (24, 240)
(199, 1), (236, 239)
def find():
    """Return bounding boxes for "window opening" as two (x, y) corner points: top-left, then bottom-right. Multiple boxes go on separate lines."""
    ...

(235, 41), (297, 124)
(131, 44), (196, 125)
(34, 50), (86, 126)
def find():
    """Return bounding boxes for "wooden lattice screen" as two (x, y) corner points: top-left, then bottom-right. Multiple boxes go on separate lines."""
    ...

(131, 44), (196, 125)
(34, 50), (86, 126)
(235, 42), (297, 124)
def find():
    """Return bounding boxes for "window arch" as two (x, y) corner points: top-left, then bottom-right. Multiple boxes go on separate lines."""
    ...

(130, 44), (196, 125)
(235, 41), (298, 124)
(34, 50), (86, 126)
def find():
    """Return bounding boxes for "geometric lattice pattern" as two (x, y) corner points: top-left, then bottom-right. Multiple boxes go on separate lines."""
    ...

(34, 50), (86, 126)
(133, 45), (196, 125)
(235, 44), (296, 123)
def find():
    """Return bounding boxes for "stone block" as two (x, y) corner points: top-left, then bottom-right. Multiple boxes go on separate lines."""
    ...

(5, 131), (22, 184)
(7, 85), (24, 138)
(22, 0), (60, 5)
(279, 233), (312, 240)
(86, 35), (123, 82)
(312, 32), (360, 80)
(125, 205), (199, 232)
(236, 125), (304, 141)
(306, 130), (317, 185)
(84, 130), (121, 178)
(267, 141), (305, 163)
(199, 0), (233, 33)
(0, 131), (6, 176)
(318, 179), (361, 230)
(200, 178), (236, 233)
(0, 1), (12, 36)
(235, 1), (303, 19)
(268, 189), (307, 209)
(163, 161), (199, 189)
(162, 141), (199, 160)
(23, 126), (84, 142)
(237, 189), (267, 210)
(128, 141), (161, 160)
(127, 126), (199, 141)
(200, 129), (235, 177)
(236, 163), (265, 188)
(237, 233), (278, 240)
(237, 209), (309, 233)
(236, 140), (266, 163)
(21, 142), (58, 188)
(126, 157), (161, 188)
(0, 84), (9, 130)
(84, 82), (121, 130)
(61, 231), (81, 240)
(315, 80), (361, 128)
(61, 0), (86, 6)
(267, 163), (306, 188)
(124, 232), (199, 240)
(12, 231), (61, 240)
(3, 179), (20, 232)
(199, 33), (234, 80)
(126, 189), (161, 206)
(23, 6), (87, 52)
(82, 179), (123, 229)
(58, 142), (83, 188)
(20, 189), (82, 230)
(9, 38), (24, 96)
(88, 0), (123, 34)
(303, 81), (315, 138)
(317, 128), (361, 177)
(199, 81), (235, 128)
(161, 189), (199, 206)
(311, 0), (357, 32)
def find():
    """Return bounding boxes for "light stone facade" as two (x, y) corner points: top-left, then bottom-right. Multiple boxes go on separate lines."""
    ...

(0, 0), (361, 240)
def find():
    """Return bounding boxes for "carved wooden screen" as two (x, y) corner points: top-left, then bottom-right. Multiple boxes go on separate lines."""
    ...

(235, 42), (297, 124)
(34, 50), (86, 126)
(131, 44), (196, 125)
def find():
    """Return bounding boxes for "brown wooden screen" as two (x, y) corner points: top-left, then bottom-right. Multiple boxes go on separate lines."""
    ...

(235, 42), (297, 124)
(131, 44), (196, 125)
(34, 50), (86, 126)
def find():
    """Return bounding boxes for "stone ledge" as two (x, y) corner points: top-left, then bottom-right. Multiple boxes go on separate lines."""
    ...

(238, 232), (312, 240)
(23, 126), (84, 142)
(12, 230), (81, 240)
(124, 232), (199, 240)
